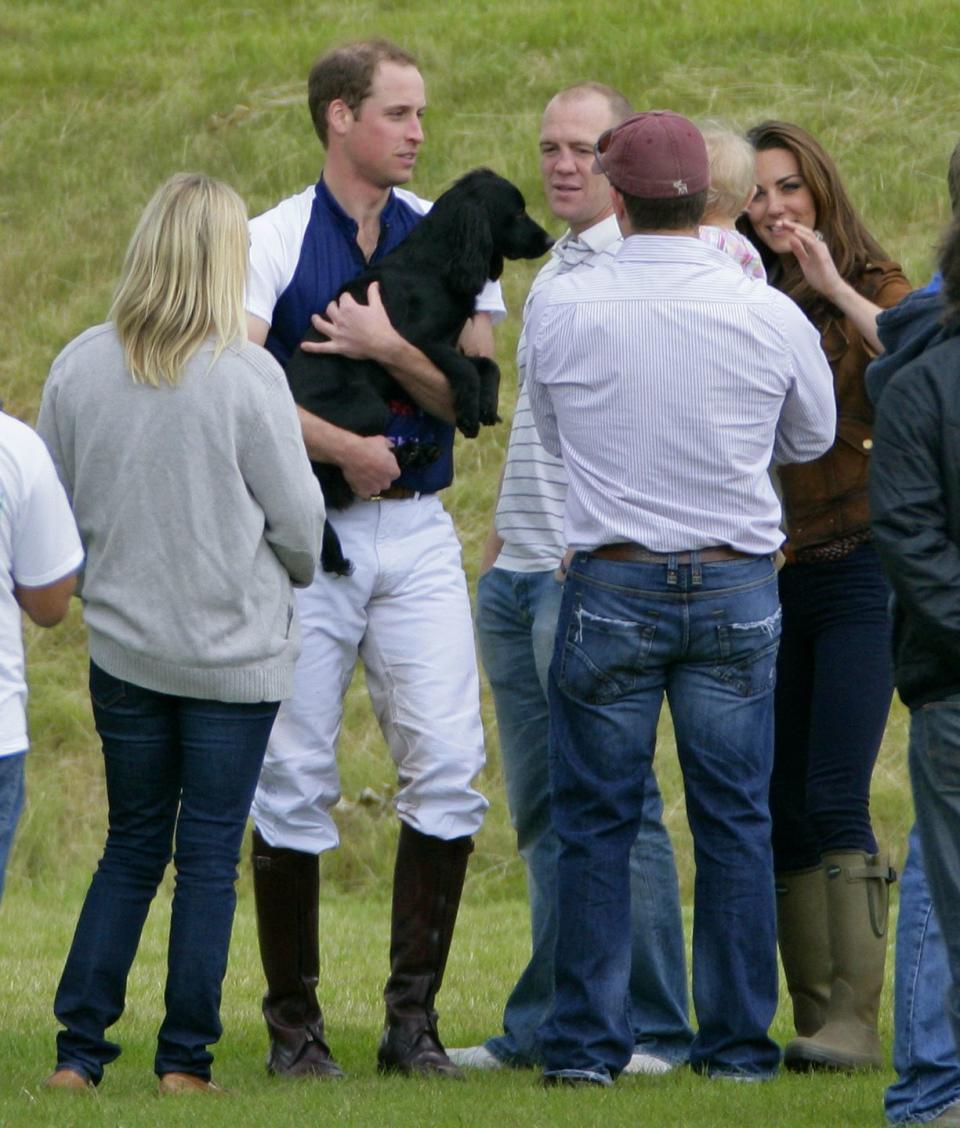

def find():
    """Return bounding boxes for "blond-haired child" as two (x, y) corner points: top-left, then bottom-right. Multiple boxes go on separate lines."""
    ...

(699, 125), (766, 281)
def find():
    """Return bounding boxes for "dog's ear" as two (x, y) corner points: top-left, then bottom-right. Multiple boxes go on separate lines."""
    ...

(442, 200), (497, 292)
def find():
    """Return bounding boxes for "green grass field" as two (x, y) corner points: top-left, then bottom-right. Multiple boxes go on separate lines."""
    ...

(1, 0), (956, 1122)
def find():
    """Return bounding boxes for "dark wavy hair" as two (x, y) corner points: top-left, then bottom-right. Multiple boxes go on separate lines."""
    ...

(737, 120), (889, 324)
(940, 217), (960, 334)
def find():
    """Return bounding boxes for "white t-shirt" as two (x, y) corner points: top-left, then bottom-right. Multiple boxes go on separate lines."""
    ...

(0, 413), (84, 757)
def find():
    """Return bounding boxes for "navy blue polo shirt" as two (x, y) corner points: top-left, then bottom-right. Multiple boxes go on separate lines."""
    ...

(267, 178), (455, 495)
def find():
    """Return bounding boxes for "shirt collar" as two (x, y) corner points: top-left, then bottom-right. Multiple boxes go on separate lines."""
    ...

(554, 213), (622, 258)
(315, 176), (405, 247)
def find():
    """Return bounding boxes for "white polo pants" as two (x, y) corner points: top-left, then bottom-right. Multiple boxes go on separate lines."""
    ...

(252, 494), (488, 854)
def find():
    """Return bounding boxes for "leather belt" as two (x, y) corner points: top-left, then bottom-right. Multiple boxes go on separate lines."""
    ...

(590, 543), (757, 564)
(369, 486), (422, 501)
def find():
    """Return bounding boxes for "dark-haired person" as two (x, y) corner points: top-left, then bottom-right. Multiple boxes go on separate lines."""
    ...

(740, 121), (910, 1072)
(245, 39), (503, 1079)
(38, 173), (324, 1094)
(527, 111), (835, 1085)
(870, 139), (960, 1128)
(0, 411), (82, 902)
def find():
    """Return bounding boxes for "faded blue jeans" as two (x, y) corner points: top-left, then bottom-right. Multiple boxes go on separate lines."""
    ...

(476, 566), (691, 1067)
(540, 552), (782, 1084)
(0, 750), (25, 901)
(886, 824), (960, 1124)
(54, 663), (278, 1083)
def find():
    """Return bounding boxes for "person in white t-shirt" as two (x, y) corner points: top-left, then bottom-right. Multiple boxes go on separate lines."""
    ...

(0, 409), (83, 900)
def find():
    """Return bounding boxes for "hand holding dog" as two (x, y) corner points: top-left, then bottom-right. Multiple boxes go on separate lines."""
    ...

(340, 432), (401, 499)
(305, 282), (401, 365)
(305, 282), (456, 422)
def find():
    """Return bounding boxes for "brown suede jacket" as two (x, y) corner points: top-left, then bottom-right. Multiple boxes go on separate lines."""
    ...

(779, 261), (911, 552)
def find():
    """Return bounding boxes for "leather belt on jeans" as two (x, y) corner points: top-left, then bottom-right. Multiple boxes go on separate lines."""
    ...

(590, 543), (756, 564)
(369, 486), (421, 501)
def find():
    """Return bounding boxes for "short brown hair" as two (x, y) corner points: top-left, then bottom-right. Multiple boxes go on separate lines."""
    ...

(549, 82), (633, 126)
(307, 39), (418, 147)
(620, 188), (707, 232)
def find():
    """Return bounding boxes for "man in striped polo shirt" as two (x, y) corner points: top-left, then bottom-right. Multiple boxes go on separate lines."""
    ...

(526, 111), (836, 1085)
(450, 84), (693, 1076)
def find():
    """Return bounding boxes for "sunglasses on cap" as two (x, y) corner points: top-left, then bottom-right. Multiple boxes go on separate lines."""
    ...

(593, 126), (615, 177)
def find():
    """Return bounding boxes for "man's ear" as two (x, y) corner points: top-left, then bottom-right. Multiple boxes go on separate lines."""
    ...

(610, 185), (630, 235)
(327, 98), (354, 140)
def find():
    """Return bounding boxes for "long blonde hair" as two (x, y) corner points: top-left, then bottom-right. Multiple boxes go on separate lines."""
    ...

(111, 173), (248, 386)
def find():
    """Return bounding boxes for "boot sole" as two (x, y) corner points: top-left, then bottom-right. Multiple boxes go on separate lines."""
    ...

(377, 1060), (464, 1080)
(784, 1046), (882, 1072)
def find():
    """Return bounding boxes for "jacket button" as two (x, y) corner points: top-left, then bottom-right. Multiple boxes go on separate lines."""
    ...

(862, 438), (873, 450)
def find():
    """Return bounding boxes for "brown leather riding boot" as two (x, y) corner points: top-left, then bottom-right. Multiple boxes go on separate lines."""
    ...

(376, 824), (473, 1078)
(251, 829), (343, 1079)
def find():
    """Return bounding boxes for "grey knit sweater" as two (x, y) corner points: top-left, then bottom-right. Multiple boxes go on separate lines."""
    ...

(38, 324), (325, 703)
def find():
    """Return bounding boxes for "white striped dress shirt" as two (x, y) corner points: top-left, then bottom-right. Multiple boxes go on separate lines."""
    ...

(526, 234), (836, 556)
(494, 215), (622, 572)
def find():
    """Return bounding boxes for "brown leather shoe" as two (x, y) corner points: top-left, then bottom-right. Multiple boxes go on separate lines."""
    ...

(43, 1067), (93, 1091)
(157, 1072), (226, 1095)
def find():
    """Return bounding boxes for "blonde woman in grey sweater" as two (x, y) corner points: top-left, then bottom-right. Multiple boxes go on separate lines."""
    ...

(37, 173), (324, 1095)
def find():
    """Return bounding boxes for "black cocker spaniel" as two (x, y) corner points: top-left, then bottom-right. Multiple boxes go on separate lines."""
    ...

(285, 167), (553, 575)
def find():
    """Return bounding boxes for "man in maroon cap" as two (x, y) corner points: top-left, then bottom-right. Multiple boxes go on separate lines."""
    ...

(525, 110), (836, 1086)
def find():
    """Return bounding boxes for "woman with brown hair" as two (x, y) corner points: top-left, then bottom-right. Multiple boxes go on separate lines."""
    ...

(740, 121), (909, 1072)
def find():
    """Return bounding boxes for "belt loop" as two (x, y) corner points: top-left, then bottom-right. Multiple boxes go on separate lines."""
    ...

(666, 552), (679, 586)
(691, 549), (702, 586)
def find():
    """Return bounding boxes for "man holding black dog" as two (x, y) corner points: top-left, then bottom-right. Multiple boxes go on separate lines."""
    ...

(526, 111), (836, 1084)
(245, 39), (502, 1080)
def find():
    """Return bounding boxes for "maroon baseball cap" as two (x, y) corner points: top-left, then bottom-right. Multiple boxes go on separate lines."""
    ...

(593, 110), (709, 198)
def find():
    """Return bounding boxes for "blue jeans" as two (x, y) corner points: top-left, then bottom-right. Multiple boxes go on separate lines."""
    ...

(54, 663), (278, 1083)
(886, 824), (960, 1124)
(907, 697), (960, 1092)
(539, 553), (782, 1083)
(0, 751), (25, 901)
(476, 567), (691, 1067)
(770, 544), (892, 870)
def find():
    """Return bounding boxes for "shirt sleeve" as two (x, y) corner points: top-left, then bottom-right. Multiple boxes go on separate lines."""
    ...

(772, 296), (837, 465)
(11, 431), (84, 588)
(524, 291), (562, 458)
(246, 208), (293, 326)
(238, 350), (326, 587)
(475, 279), (506, 323)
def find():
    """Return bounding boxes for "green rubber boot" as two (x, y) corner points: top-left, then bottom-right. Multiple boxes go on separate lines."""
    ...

(784, 851), (895, 1072)
(775, 865), (831, 1037)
